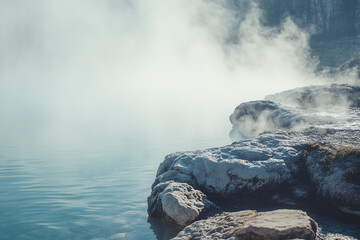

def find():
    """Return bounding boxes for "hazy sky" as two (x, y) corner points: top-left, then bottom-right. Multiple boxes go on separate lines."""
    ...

(0, 0), (355, 147)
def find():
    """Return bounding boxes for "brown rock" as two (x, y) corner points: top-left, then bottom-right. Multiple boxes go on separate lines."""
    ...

(173, 209), (317, 240)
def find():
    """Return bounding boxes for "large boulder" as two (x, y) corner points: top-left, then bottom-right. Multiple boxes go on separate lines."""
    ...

(229, 84), (360, 141)
(173, 209), (317, 240)
(147, 181), (218, 228)
(153, 131), (303, 198)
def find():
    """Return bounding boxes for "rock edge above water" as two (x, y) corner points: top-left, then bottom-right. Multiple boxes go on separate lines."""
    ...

(173, 209), (317, 240)
(147, 84), (360, 236)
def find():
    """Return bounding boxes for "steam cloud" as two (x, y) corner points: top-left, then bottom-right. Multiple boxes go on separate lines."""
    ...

(0, 0), (357, 147)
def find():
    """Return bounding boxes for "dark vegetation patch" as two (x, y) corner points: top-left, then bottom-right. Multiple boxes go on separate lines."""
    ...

(305, 143), (360, 185)
(305, 143), (360, 162)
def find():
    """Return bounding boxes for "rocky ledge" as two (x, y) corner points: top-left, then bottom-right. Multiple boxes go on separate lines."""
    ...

(148, 84), (360, 239)
(174, 209), (317, 240)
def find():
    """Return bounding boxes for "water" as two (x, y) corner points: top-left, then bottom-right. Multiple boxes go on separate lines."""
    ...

(0, 134), (229, 240)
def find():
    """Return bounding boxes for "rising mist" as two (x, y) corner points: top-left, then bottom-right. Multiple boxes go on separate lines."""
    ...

(0, 0), (357, 148)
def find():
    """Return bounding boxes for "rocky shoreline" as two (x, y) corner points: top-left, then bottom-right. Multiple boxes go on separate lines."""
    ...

(148, 84), (360, 239)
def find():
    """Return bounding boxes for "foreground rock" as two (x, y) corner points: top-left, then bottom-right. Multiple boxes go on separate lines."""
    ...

(147, 181), (218, 228)
(173, 209), (317, 240)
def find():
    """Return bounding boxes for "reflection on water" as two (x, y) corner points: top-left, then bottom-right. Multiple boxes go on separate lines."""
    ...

(0, 134), (228, 240)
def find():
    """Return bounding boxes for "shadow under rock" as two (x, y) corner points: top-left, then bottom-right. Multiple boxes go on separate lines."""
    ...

(147, 216), (179, 240)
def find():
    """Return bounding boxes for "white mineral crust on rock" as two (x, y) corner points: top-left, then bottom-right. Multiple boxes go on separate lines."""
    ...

(154, 132), (303, 197)
(148, 84), (360, 228)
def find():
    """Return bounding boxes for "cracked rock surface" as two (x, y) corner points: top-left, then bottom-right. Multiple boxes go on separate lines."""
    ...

(173, 209), (317, 240)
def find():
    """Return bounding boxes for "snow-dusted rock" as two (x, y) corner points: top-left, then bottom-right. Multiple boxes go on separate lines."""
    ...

(148, 84), (360, 228)
(173, 209), (317, 240)
(229, 100), (304, 140)
(230, 84), (360, 141)
(154, 131), (304, 197)
(147, 181), (218, 228)
(265, 84), (360, 109)
(150, 127), (360, 218)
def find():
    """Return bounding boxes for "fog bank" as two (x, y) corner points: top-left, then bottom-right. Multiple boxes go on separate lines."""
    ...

(0, 0), (356, 148)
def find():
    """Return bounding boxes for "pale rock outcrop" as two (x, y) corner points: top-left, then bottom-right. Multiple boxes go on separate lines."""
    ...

(230, 84), (360, 141)
(173, 209), (317, 240)
(265, 84), (360, 109)
(148, 84), (360, 230)
(154, 131), (301, 197)
(147, 181), (218, 228)
(149, 127), (360, 220)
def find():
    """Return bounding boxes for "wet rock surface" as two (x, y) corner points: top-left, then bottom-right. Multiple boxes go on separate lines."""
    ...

(173, 209), (317, 240)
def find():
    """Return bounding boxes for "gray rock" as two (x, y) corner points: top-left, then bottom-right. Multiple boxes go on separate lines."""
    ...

(230, 84), (360, 141)
(229, 100), (304, 140)
(150, 127), (360, 215)
(147, 181), (218, 228)
(154, 131), (301, 197)
(149, 84), (360, 229)
(173, 209), (317, 240)
(265, 84), (360, 109)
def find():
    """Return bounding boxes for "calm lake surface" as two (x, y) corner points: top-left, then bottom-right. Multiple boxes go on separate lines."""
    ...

(0, 133), (229, 240)
(2, 133), (359, 240)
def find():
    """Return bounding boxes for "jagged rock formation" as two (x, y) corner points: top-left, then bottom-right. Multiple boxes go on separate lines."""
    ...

(230, 84), (360, 141)
(148, 84), (360, 234)
(173, 209), (317, 240)
(149, 128), (360, 217)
